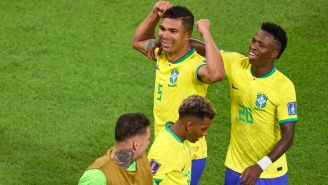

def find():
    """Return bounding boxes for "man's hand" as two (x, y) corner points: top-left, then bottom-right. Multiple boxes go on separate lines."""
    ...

(195, 19), (211, 37)
(147, 39), (162, 60)
(153, 0), (172, 17)
(239, 164), (263, 185)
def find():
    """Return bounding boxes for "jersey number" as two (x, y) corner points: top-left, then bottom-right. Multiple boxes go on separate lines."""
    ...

(156, 83), (163, 101)
(239, 104), (253, 124)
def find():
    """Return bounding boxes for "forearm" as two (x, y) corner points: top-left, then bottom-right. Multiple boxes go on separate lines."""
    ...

(202, 30), (224, 82)
(132, 10), (160, 52)
(267, 132), (294, 162)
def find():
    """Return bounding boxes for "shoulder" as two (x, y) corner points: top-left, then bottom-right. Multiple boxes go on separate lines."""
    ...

(220, 50), (248, 67)
(221, 50), (246, 59)
(274, 70), (296, 89)
(191, 51), (206, 64)
(78, 169), (106, 185)
(148, 132), (178, 159)
(150, 131), (173, 151)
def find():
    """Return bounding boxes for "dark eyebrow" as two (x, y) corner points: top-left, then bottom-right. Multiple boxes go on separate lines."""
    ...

(168, 28), (178, 32)
(253, 37), (265, 45)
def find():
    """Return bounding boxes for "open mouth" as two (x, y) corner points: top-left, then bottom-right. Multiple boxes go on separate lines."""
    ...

(161, 39), (173, 48)
(248, 51), (257, 60)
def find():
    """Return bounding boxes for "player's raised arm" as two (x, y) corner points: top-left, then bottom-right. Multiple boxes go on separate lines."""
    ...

(196, 19), (225, 83)
(132, 1), (172, 56)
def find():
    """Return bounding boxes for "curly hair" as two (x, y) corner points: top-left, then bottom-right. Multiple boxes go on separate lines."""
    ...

(178, 95), (216, 120)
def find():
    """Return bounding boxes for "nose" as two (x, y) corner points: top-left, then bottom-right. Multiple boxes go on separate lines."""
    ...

(250, 42), (257, 50)
(161, 31), (169, 39)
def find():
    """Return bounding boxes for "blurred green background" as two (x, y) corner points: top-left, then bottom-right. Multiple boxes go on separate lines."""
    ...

(0, 0), (327, 184)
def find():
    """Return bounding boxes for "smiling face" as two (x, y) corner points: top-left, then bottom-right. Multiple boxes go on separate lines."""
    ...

(248, 30), (281, 67)
(158, 18), (191, 55)
(186, 117), (213, 143)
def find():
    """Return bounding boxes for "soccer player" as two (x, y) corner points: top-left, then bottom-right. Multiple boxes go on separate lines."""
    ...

(189, 22), (298, 185)
(132, 1), (224, 184)
(148, 95), (216, 185)
(78, 113), (153, 185)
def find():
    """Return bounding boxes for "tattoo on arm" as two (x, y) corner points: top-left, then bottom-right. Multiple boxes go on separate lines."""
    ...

(113, 149), (134, 169)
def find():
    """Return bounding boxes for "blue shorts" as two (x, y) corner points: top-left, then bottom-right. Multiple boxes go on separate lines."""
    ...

(190, 158), (207, 185)
(224, 167), (288, 185)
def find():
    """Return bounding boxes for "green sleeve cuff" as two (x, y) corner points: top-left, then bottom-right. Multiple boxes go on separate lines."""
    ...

(279, 118), (298, 124)
(195, 63), (207, 83)
(147, 39), (156, 49)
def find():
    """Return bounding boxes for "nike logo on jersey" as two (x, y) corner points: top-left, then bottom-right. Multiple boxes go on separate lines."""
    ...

(232, 85), (239, 90)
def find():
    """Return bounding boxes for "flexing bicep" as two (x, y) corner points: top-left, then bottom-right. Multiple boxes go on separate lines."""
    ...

(197, 63), (224, 84)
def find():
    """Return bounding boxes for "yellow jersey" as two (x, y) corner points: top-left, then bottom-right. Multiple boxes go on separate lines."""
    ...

(222, 51), (298, 178)
(148, 122), (191, 185)
(152, 47), (208, 159)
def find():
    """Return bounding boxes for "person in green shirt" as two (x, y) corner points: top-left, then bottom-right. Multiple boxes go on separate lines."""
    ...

(78, 113), (153, 185)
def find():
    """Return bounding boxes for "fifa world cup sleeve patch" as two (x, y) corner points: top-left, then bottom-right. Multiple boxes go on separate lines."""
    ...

(287, 102), (297, 115)
(150, 159), (161, 175)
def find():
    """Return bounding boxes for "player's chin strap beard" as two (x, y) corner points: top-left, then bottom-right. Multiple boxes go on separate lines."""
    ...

(112, 149), (134, 169)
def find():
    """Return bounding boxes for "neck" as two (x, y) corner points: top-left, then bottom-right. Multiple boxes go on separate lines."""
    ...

(252, 63), (275, 77)
(169, 120), (186, 141)
(111, 146), (134, 169)
(167, 44), (191, 62)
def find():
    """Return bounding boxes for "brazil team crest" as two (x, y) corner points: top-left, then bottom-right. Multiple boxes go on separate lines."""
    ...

(169, 69), (179, 84)
(255, 93), (268, 108)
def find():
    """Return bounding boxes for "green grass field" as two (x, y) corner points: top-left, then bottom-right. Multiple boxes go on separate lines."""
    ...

(0, 0), (327, 184)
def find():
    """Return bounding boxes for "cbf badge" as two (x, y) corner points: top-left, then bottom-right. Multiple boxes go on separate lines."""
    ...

(168, 69), (179, 87)
(288, 102), (297, 115)
(170, 69), (179, 84)
(255, 93), (268, 108)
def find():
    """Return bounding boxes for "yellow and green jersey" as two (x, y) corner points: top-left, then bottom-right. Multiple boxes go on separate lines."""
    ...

(221, 51), (298, 178)
(153, 48), (208, 135)
(152, 47), (208, 159)
(148, 122), (191, 185)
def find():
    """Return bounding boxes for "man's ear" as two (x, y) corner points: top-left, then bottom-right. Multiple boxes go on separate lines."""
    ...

(132, 140), (138, 152)
(272, 50), (279, 59)
(184, 31), (192, 41)
(186, 121), (192, 132)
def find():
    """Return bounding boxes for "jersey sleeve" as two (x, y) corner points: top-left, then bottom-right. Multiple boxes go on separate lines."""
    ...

(220, 51), (245, 78)
(78, 169), (106, 185)
(148, 143), (176, 184)
(277, 82), (298, 124)
(194, 60), (207, 84)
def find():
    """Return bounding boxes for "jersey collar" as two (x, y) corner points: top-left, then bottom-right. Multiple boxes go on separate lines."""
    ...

(172, 48), (195, 64)
(165, 122), (183, 143)
(250, 66), (277, 78)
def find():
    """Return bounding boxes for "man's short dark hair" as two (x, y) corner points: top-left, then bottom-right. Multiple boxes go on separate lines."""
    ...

(178, 95), (216, 120)
(163, 6), (194, 32)
(261, 22), (288, 59)
(115, 113), (150, 142)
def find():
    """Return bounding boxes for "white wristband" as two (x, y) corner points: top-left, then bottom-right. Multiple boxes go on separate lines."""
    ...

(256, 156), (272, 171)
